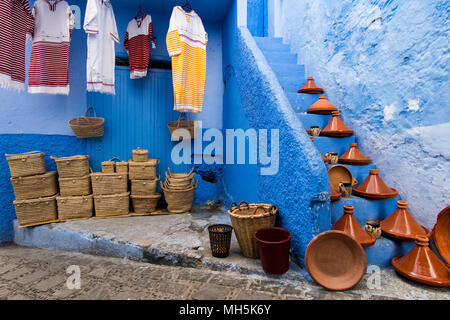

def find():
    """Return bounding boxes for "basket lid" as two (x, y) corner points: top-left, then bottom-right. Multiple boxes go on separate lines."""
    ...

(133, 147), (148, 155)
(5, 151), (44, 160)
(51, 155), (89, 162)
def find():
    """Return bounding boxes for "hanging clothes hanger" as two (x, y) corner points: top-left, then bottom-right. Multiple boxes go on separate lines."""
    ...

(182, 0), (193, 12)
(135, 5), (144, 19)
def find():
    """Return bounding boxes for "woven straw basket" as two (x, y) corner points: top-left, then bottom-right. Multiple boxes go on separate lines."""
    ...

(116, 161), (128, 174)
(168, 112), (198, 140)
(228, 201), (278, 258)
(94, 192), (130, 217)
(132, 147), (149, 162)
(131, 177), (159, 196)
(101, 157), (120, 173)
(131, 194), (161, 213)
(51, 155), (89, 178)
(69, 107), (104, 138)
(10, 171), (58, 200)
(90, 171), (128, 195)
(59, 175), (92, 197)
(167, 167), (194, 178)
(56, 195), (93, 220)
(129, 159), (159, 180)
(14, 194), (58, 227)
(5, 151), (46, 178)
(161, 180), (197, 214)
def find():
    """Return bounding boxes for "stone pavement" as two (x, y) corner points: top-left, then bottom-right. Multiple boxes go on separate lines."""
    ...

(0, 244), (448, 300)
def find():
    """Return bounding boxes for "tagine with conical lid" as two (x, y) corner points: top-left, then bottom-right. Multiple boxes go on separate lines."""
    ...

(339, 143), (372, 165)
(381, 201), (428, 241)
(320, 111), (354, 137)
(392, 236), (450, 287)
(307, 95), (338, 115)
(333, 205), (376, 247)
(310, 136), (328, 163)
(352, 169), (399, 200)
(298, 77), (324, 94)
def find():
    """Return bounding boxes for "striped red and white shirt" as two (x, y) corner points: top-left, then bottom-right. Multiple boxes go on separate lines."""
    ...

(124, 14), (155, 79)
(0, 0), (34, 92)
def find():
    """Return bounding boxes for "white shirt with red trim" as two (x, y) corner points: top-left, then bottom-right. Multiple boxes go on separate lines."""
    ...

(84, 0), (119, 95)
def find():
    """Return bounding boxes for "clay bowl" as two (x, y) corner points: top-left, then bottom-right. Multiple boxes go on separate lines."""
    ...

(432, 206), (450, 267)
(305, 230), (367, 291)
(328, 165), (358, 193)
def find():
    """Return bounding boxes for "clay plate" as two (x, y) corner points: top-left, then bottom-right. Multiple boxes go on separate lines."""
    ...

(432, 206), (450, 267)
(305, 230), (367, 291)
(328, 165), (357, 193)
(352, 187), (399, 200)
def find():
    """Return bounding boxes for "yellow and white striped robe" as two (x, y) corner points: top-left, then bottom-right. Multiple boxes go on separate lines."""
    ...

(166, 6), (207, 113)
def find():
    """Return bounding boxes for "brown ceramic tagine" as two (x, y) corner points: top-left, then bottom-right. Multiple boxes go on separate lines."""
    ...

(391, 236), (450, 287)
(298, 76), (324, 94)
(352, 169), (399, 200)
(306, 95), (338, 115)
(310, 136), (328, 163)
(330, 181), (341, 202)
(381, 201), (429, 241)
(432, 206), (450, 267)
(305, 230), (367, 291)
(338, 143), (372, 165)
(333, 205), (376, 247)
(321, 111), (354, 137)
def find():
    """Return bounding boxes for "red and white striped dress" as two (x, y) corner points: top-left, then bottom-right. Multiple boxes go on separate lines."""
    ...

(28, 0), (74, 95)
(124, 14), (155, 79)
(0, 0), (34, 92)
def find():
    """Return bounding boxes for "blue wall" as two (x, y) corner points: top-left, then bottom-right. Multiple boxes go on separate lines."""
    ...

(280, 0), (450, 228)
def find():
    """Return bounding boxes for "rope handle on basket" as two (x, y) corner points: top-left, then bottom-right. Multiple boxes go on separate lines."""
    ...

(108, 157), (121, 162)
(5, 151), (42, 159)
(238, 201), (249, 211)
(229, 202), (238, 211)
(253, 206), (269, 215)
(84, 106), (97, 118)
(175, 112), (191, 128)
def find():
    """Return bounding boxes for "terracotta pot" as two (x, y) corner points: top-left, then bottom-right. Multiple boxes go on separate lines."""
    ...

(298, 77), (324, 94)
(432, 206), (450, 267)
(339, 182), (352, 198)
(307, 95), (338, 115)
(330, 181), (341, 202)
(380, 201), (428, 241)
(328, 165), (358, 194)
(310, 136), (328, 163)
(352, 169), (398, 200)
(333, 205), (376, 247)
(325, 152), (339, 164)
(365, 220), (382, 239)
(310, 126), (321, 137)
(392, 236), (450, 287)
(321, 111), (354, 137)
(338, 143), (372, 165)
(305, 230), (367, 291)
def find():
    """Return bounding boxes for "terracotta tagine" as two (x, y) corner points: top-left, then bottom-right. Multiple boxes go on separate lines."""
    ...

(381, 201), (428, 241)
(307, 95), (338, 115)
(432, 206), (450, 267)
(333, 205), (376, 247)
(305, 230), (367, 291)
(298, 77), (324, 94)
(330, 181), (341, 202)
(391, 236), (450, 287)
(352, 169), (399, 200)
(320, 111), (354, 137)
(338, 143), (372, 165)
(310, 136), (328, 163)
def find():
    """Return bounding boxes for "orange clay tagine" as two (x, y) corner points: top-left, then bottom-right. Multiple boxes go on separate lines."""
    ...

(333, 205), (376, 247)
(310, 136), (328, 163)
(381, 201), (429, 241)
(432, 206), (450, 267)
(298, 77), (324, 94)
(339, 143), (372, 165)
(391, 236), (450, 287)
(352, 169), (399, 200)
(306, 95), (338, 115)
(320, 111), (354, 137)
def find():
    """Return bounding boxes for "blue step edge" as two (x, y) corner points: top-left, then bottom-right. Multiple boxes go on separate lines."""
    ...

(312, 135), (357, 156)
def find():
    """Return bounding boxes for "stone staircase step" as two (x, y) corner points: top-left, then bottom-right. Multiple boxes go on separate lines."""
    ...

(312, 135), (356, 156)
(269, 63), (305, 79)
(264, 51), (298, 64)
(326, 163), (377, 192)
(254, 37), (290, 52)
(286, 93), (322, 113)
(298, 113), (332, 130)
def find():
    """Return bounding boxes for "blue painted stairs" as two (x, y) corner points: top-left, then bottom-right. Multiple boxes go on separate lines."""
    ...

(254, 37), (422, 268)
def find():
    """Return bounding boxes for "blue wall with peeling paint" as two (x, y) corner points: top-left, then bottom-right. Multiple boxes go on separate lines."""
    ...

(280, 0), (450, 228)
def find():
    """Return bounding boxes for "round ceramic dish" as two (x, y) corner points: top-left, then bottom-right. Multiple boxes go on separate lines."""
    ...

(352, 187), (399, 200)
(432, 206), (450, 267)
(328, 165), (358, 193)
(305, 230), (367, 291)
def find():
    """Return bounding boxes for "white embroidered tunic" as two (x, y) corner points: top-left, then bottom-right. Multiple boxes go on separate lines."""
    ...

(84, 0), (119, 95)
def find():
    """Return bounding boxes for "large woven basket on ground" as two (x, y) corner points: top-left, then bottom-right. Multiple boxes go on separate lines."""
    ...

(132, 147), (149, 162)
(51, 155), (89, 178)
(10, 171), (58, 200)
(131, 178), (159, 196)
(161, 180), (197, 213)
(131, 194), (161, 213)
(94, 192), (130, 217)
(90, 171), (128, 195)
(56, 194), (93, 220)
(228, 201), (278, 258)
(69, 107), (104, 138)
(13, 194), (58, 227)
(168, 112), (198, 140)
(128, 159), (159, 180)
(5, 151), (46, 178)
(59, 175), (92, 197)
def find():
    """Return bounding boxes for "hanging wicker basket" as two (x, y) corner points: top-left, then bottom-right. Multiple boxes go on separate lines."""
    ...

(14, 194), (58, 227)
(51, 155), (89, 178)
(168, 112), (198, 140)
(56, 195), (94, 220)
(161, 180), (197, 214)
(5, 151), (46, 178)
(10, 171), (58, 200)
(58, 175), (92, 197)
(132, 147), (149, 162)
(228, 201), (278, 258)
(94, 192), (130, 217)
(69, 107), (104, 138)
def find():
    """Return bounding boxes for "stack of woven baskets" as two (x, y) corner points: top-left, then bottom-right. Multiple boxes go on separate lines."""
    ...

(6, 151), (58, 227)
(51, 155), (93, 221)
(161, 167), (197, 214)
(129, 148), (161, 214)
